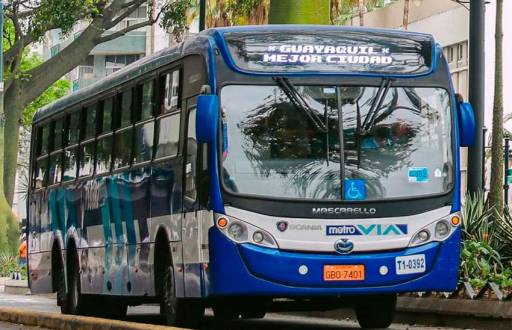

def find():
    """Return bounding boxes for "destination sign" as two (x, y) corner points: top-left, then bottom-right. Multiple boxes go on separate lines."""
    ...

(224, 31), (433, 75)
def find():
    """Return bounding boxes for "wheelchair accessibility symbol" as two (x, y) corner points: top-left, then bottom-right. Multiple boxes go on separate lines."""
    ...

(344, 179), (366, 200)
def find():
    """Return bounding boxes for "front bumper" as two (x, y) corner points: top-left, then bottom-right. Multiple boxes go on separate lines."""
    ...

(207, 227), (460, 296)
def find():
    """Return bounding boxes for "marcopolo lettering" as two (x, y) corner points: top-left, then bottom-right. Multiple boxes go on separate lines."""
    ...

(312, 207), (377, 216)
(326, 224), (408, 236)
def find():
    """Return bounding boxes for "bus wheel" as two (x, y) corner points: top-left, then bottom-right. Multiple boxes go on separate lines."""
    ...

(354, 294), (396, 329)
(161, 265), (182, 325)
(65, 255), (89, 315)
(56, 265), (68, 313)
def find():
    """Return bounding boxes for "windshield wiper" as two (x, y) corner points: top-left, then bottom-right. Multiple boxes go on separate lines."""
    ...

(273, 77), (328, 133)
(362, 78), (393, 133)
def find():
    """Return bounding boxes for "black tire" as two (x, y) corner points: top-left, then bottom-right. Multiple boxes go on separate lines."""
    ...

(56, 265), (69, 314)
(161, 265), (204, 327)
(355, 294), (396, 329)
(65, 255), (89, 315)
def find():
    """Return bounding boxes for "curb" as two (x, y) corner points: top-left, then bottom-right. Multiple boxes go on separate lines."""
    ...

(0, 307), (187, 330)
(295, 296), (512, 330)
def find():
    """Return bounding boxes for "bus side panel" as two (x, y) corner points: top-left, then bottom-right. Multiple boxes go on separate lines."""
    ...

(80, 179), (108, 294)
(149, 160), (185, 298)
(28, 190), (53, 294)
(126, 166), (152, 296)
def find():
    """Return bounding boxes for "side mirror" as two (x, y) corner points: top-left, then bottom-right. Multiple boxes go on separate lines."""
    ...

(458, 102), (476, 147)
(196, 94), (219, 144)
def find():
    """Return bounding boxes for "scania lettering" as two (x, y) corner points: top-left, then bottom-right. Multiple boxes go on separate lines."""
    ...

(27, 26), (475, 329)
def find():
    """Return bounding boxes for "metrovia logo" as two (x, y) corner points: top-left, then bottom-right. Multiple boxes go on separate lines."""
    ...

(326, 224), (408, 236)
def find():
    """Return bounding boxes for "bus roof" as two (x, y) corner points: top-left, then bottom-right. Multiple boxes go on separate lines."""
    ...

(33, 25), (437, 124)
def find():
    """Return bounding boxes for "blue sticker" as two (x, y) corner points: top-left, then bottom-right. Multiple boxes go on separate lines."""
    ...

(344, 179), (366, 200)
(408, 167), (429, 183)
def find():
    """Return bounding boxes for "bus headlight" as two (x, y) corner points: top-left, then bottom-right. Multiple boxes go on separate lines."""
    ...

(228, 222), (247, 241)
(215, 214), (278, 248)
(435, 220), (450, 239)
(409, 213), (460, 247)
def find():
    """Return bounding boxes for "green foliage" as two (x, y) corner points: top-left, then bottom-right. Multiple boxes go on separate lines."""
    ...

(462, 191), (500, 247)
(160, 0), (195, 41)
(227, 0), (261, 17)
(460, 192), (512, 288)
(461, 240), (503, 287)
(29, 0), (102, 39)
(0, 253), (26, 278)
(23, 79), (70, 126)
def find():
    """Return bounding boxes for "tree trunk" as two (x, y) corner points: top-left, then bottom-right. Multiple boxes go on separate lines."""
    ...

(269, 0), (330, 24)
(0, 79), (19, 255)
(489, 0), (504, 214)
(403, 0), (410, 30)
(359, 0), (365, 26)
(3, 101), (21, 206)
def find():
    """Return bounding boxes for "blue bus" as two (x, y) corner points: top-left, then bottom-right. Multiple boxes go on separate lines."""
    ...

(28, 25), (475, 328)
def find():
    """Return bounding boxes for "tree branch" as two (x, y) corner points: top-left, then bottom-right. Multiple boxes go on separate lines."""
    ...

(106, 0), (148, 29)
(98, 19), (153, 44)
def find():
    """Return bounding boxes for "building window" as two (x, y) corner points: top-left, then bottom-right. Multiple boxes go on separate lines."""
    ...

(447, 46), (454, 63)
(50, 44), (60, 57)
(105, 55), (141, 75)
(79, 55), (95, 79)
(457, 43), (464, 61)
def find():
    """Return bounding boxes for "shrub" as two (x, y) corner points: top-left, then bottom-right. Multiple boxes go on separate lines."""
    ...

(0, 253), (26, 278)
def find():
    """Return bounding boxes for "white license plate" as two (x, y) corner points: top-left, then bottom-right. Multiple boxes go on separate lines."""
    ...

(395, 254), (426, 275)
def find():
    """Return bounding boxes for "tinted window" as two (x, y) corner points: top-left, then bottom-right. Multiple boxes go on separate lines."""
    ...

(185, 109), (197, 200)
(63, 147), (78, 182)
(100, 98), (113, 134)
(85, 105), (97, 139)
(41, 125), (50, 155)
(79, 142), (95, 177)
(54, 119), (64, 150)
(161, 70), (180, 113)
(119, 89), (132, 128)
(96, 136), (112, 174)
(34, 157), (48, 188)
(155, 114), (180, 159)
(134, 122), (155, 163)
(67, 112), (80, 145)
(140, 80), (155, 121)
(114, 129), (133, 168)
(48, 153), (62, 185)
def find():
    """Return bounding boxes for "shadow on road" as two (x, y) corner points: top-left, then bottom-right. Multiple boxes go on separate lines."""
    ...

(125, 313), (358, 330)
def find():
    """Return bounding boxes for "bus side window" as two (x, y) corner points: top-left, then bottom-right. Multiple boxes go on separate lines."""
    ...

(96, 98), (114, 175)
(160, 69), (180, 114)
(112, 89), (134, 170)
(184, 108), (197, 201)
(63, 111), (80, 182)
(79, 106), (96, 178)
(34, 124), (50, 188)
(154, 113), (180, 159)
(133, 80), (156, 165)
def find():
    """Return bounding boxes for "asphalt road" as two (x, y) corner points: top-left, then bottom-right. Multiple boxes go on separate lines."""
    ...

(0, 292), (467, 330)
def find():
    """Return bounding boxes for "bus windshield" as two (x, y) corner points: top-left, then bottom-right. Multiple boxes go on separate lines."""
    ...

(221, 84), (453, 201)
